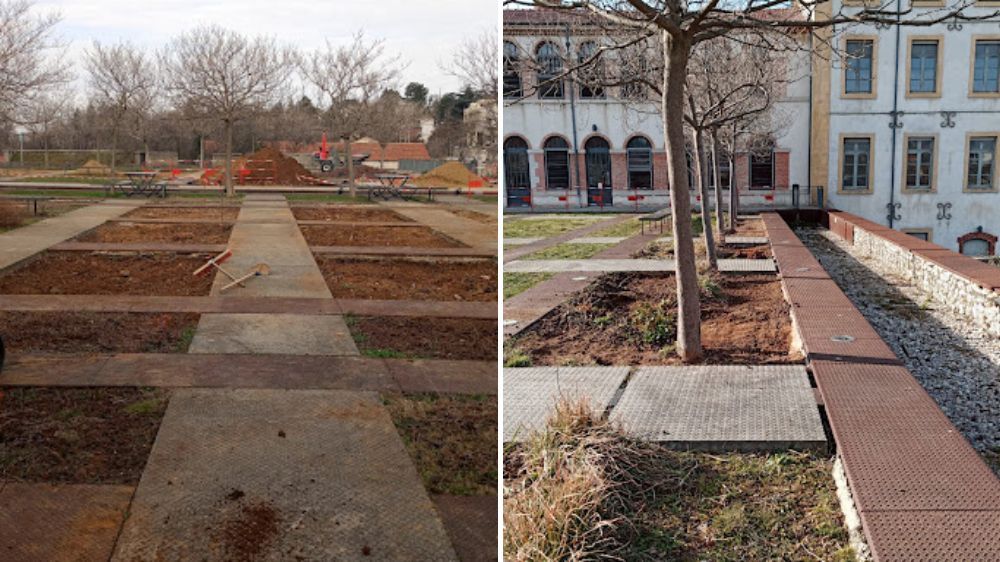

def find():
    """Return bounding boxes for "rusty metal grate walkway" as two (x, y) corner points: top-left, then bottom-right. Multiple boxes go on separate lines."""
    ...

(763, 212), (1000, 560)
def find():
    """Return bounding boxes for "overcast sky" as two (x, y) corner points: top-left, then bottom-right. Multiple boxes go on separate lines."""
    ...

(34, 0), (497, 99)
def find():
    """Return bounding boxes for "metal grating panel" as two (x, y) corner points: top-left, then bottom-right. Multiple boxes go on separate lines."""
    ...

(611, 365), (826, 452)
(717, 259), (777, 273)
(812, 361), (1000, 511)
(861, 511), (1000, 561)
(502, 366), (629, 442)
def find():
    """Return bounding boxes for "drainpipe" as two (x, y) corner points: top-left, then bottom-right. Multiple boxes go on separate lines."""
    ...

(887, 0), (903, 228)
(565, 23), (582, 206)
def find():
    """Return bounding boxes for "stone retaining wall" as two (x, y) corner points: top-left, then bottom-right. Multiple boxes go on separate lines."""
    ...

(829, 211), (1000, 337)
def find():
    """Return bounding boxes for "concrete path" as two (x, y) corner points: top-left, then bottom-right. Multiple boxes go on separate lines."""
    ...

(503, 365), (826, 453)
(0, 293), (495, 319)
(189, 313), (359, 356)
(191, 195), (361, 356)
(0, 483), (133, 562)
(505, 258), (776, 273)
(612, 365), (826, 452)
(503, 237), (543, 246)
(0, 200), (142, 271)
(210, 195), (330, 299)
(503, 366), (629, 442)
(112, 389), (458, 561)
(388, 205), (495, 250)
(0, 353), (497, 395)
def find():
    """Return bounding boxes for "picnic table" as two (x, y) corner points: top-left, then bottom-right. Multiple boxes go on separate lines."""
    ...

(108, 171), (167, 198)
(639, 208), (671, 235)
(369, 174), (410, 200)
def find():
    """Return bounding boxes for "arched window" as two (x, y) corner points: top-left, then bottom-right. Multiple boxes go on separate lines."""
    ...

(503, 41), (522, 99)
(504, 137), (530, 189)
(536, 42), (564, 99)
(584, 137), (611, 188)
(578, 41), (605, 99)
(544, 137), (570, 189)
(626, 136), (653, 190)
(959, 230), (997, 256)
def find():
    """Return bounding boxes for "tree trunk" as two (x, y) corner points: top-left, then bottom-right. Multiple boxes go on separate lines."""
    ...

(710, 128), (724, 236)
(224, 119), (234, 197)
(110, 126), (118, 175)
(661, 30), (702, 362)
(692, 128), (717, 269)
(728, 155), (737, 233)
(346, 136), (356, 198)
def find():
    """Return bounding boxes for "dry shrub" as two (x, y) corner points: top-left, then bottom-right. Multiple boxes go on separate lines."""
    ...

(503, 401), (653, 561)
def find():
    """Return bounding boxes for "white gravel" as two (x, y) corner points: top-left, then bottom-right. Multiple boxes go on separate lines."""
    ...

(798, 228), (1000, 473)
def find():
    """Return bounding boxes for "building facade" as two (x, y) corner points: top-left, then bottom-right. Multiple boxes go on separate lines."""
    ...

(502, 9), (812, 210)
(815, 0), (1000, 254)
(504, 4), (1000, 254)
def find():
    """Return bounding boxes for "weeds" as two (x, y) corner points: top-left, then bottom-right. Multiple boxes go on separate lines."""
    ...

(629, 300), (676, 346)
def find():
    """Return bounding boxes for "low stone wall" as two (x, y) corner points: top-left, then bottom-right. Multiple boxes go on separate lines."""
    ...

(831, 211), (1000, 337)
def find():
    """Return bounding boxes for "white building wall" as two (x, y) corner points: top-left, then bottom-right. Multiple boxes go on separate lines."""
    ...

(825, 5), (1000, 252)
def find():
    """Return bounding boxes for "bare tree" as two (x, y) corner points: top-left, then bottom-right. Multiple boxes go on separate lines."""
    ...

(510, 0), (996, 362)
(160, 25), (295, 196)
(684, 35), (794, 266)
(444, 27), (498, 96)
(22, 88), (70, 167)
(84, 41), (156, 173)
(300, 30), (404, 196)
(0, 0), (69, 124)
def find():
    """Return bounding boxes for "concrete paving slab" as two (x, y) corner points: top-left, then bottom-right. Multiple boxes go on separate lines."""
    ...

(112, 388), (458, 561)
(503, 366), (629, 442)
(0, 482), (134, 562)
(504, 258), (675, 273)
(612, 365), (826, 452)
(725, 236), (769, 245)
(0, 200), (143, 271)
(503, 237), (543, 245)
(717, 258), (777, 273)
(432, 495), (498, 562)
(566, 236), (628, 244)
(189, 313), (359, 356)
(389, 206), (493, 249)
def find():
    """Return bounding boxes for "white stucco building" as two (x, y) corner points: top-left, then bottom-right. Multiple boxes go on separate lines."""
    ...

(502, 9), (812, 210)
(815, 0), (1000, 254)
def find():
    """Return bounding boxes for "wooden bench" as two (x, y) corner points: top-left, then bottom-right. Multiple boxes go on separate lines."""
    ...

(639, 209), (670, 235)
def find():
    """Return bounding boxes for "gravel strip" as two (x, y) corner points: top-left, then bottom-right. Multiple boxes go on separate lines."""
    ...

(798, 228), (1000, 475)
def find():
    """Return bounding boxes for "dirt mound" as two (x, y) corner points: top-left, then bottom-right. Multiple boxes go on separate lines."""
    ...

(200, 147), (325, 186)
(74, 159), (111, 176)
(411, 161), (484, 189)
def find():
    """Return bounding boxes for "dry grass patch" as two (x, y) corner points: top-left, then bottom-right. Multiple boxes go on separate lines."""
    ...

(383, 393), (497, 496)
(504, 403), (853, 561)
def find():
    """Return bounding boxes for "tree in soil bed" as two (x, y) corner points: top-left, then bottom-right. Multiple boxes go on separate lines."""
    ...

(506, 0), (996, 361)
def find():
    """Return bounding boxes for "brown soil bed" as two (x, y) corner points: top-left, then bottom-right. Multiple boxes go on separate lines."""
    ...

(317, 256), (497, 301)
(638, 241), (771, 260)
(348, 316), (497, 360)
(734, 217), (767, 237)
(0, 200), (89, 231)
(0, 251), (215, 296)
(75, 222), (233, 244)
(122, 206), (240, 220)
(507, 272), (797, 366)
(300, 224), (465, 248)
(0, 387), (168, 484)
(383, 393), (497, 496)
(291, 206), (412, 223)
(0, 311), (198, 353)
